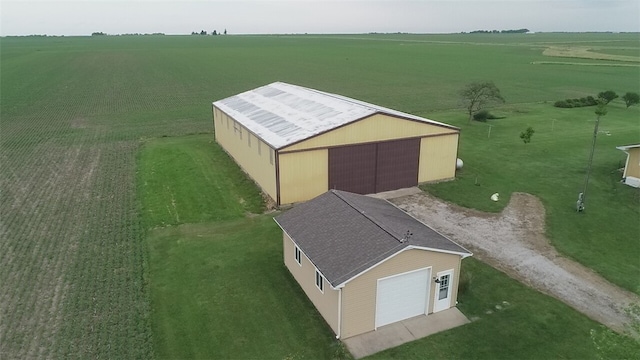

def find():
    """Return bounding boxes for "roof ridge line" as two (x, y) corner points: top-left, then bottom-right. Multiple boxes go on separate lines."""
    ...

(303, 86), (378, 112)
(298, 85), (459, 131)
(331, 190), (406, 244)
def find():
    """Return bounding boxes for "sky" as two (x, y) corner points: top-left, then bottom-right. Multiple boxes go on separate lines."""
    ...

(1, 0), (638, 36)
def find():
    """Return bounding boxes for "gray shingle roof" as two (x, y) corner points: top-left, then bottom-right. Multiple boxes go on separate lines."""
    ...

(274, 190), (471, 288)
(213, 82), (458, 150)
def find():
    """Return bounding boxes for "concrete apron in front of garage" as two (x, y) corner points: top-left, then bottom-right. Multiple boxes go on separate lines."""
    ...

(342, 308), (470, 359)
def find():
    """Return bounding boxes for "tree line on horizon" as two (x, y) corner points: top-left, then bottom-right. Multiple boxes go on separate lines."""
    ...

(468, 29), (530, 34)
(191, 29), (227, 36)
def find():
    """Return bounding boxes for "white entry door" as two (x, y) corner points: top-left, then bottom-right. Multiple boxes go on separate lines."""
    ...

(375, 268), (431, 328)
(433, 269), (454, 313)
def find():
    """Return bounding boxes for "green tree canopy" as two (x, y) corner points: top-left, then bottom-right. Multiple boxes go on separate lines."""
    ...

(622, 92), (640, 108)
(459, 81), (505, 122)
(597, 90), (618, 104)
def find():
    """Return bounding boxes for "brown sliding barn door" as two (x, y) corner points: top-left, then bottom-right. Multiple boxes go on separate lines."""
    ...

(328, 138), (420, 195)
(375, 138), (420, 192)
(329, 143), (377, 194)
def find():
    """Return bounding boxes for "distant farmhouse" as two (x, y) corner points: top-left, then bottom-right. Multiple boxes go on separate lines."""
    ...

(616, 144), (640, 188)
(274, 190), (472, 339)
(212, 82), (460, 205)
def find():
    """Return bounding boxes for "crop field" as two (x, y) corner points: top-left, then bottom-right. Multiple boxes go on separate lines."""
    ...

(1, 33), (638, 358)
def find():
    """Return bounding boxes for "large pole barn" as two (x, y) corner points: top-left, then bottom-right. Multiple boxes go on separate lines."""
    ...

(212, 82), (460, 205)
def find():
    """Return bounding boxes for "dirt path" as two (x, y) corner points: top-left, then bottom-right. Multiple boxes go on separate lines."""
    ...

(390, 191), (639, 333)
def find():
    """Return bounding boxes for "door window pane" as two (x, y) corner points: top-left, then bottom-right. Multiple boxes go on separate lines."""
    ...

(438, 275), (450, 300)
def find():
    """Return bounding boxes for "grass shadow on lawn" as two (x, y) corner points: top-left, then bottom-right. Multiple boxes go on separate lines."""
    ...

(147, 215), (342, 359)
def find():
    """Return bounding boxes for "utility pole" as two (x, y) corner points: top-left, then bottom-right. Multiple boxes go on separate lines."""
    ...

(577, 102), (607, 212)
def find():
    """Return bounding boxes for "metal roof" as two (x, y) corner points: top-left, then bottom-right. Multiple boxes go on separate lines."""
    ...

(213, 82), (458, 150)
(274, 190), (471, 288)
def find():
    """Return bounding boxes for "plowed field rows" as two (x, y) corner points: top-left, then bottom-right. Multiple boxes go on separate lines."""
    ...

(0, 37), (210, 358)
(1, 33), (638, 358)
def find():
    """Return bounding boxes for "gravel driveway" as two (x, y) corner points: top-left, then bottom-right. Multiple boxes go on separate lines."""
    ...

(389, 191), (639, 333)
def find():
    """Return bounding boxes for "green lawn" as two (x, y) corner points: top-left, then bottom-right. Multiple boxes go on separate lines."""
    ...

(146, 215), (639, 360)
(369, 258), (640, 360)
(147, 217), (342, 359)
(422, 102), (640, 294)
(138, 134), (264, 228)
(139, 134), (340, 358)
(141, 134), (639, 359)
(2, 33), (639, 358)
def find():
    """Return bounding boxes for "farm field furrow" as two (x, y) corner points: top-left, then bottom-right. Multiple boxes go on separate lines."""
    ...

(1, 33), (638, 358)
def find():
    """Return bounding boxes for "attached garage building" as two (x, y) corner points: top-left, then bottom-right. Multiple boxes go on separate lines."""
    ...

(213, 82), (460, 205)
(274, 190), (472, 339)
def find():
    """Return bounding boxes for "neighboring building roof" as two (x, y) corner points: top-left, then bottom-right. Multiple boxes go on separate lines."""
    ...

(616, 144), (640, 151)
(274, 190), (471, 288)
(213, 82), (458, 150)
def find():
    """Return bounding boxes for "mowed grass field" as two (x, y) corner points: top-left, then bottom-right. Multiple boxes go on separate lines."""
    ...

(1, 33), (638, 358)
(140, 135), (639, 359)
(424, 102), (640, 293)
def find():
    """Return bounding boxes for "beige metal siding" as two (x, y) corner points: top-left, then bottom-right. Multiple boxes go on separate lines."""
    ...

(282, 114), (457, 152)
(213, 106), (277, 201)
(419, 134), (459, 183)
(341, 249), (461, 339)
(283, 233), (340, 335)
(279, 150), (329, 205)
(624, 148), (640, 178)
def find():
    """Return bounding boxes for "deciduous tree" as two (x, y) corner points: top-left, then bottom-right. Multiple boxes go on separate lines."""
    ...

(622, 92), (639, 108)
(597, 90), (618, 104)
(459, 81), (505, 122)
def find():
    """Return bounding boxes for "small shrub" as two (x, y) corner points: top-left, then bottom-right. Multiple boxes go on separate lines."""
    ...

(554, 96), (598, 108)
(473, 110), (490, 122)
(520, 126), (535, 144)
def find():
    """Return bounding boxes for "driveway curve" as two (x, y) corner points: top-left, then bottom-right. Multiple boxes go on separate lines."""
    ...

(390, 191), (639, 333)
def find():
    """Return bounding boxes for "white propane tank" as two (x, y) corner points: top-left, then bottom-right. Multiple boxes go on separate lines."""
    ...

(456, 158), (464, 170)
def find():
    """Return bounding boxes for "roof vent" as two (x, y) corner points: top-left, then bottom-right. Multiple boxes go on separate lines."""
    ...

(400, 230), (413, 243)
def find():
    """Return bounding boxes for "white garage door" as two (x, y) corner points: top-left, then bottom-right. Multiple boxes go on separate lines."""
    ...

(375, 268), (431, 328)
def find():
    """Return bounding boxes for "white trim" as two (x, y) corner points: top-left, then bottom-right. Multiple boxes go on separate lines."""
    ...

(617, 146), (632, 178)
(335, 245), (470, 289)
(294, 245), (302, 266)
(337, 288), (342, 339)
(406, 245), (473, 258)
(272, 220), (337, 289)
(374, 266), (431, 329)
(433, 269), (454, 313)
(335, 247), (406, 288)
(315, 269), (325, 293)
(274, 220), (471, 291)
(616, 144), (640, 151)
(212, 82), (459, 150)
(623, 153), (631, 178)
